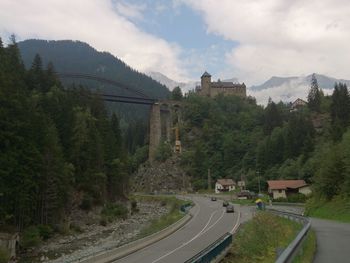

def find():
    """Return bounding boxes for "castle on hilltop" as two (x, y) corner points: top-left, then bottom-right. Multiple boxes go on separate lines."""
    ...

(196, 71), (246, 98)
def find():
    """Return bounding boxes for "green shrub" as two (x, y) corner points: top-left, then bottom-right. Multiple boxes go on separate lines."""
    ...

(155, 141), (172, 162)
(274, 193), (307, 203)
(0, 247), (9, 263)
(21, 226), (41, 249)
(37, 224), (54, 240)
(287, 193), (307, 203)
(224, 212), (301, 262)
(101, 203), (128, 222)
(80, 194), (93, 211)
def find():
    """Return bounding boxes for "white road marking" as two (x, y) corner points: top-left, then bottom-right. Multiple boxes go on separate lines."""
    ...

(230, 209), (241, 234)
(151, 209), (218, 263)
(197, 209), (225, 237)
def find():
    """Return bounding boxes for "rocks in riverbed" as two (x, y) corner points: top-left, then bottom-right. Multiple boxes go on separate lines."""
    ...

(38, 201), (169, 263)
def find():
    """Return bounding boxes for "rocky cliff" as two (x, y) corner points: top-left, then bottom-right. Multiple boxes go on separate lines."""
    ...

(132, 156), (191, 193)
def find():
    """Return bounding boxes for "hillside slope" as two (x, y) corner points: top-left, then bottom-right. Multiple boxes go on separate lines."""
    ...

(18, 39), (170, 121)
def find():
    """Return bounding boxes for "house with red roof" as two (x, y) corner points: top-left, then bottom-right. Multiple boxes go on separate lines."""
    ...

(267, 180), (311, 199)
(215, 179), (236, 194)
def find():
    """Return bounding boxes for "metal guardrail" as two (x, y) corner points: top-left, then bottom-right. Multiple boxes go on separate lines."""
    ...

(180, 203), (193, 213)
(184, 232), (232, 263)
(268, 209), (311, 263)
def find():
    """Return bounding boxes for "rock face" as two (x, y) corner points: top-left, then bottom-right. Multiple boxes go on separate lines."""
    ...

(132, 156), (191, 193)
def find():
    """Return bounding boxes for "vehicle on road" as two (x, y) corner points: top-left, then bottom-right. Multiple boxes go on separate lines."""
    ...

(223, 201), (229, 207)
(226, 204), (234, 213)
(237, 190), (255, 199)
(211, 196), (217, 201)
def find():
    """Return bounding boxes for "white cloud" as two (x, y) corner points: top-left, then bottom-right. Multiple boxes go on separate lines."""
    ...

(0, 0), (188, 81)
(248, 77), (334, 106)
(113, 0), (146, 22)
(181, 0), (350, 85)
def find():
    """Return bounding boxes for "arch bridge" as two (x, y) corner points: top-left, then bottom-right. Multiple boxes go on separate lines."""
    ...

(56, 73), (182, 162)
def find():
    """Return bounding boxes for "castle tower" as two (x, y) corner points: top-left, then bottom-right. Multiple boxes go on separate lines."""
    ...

(201, 71), (211, 97)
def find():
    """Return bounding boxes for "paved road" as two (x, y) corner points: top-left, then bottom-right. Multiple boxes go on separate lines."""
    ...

(113, 195), (240, 263)
(311, 218), (350, 263)
(266, 204), (350, 262)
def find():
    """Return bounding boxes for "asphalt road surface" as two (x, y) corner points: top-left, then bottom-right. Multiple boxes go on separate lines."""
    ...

(311, 218), (350, 263)
(113, 195), (240, 263)
(266, 204), (350, 263)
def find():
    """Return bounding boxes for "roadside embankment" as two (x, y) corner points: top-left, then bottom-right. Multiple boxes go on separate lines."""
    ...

(222, 212), (302, 263)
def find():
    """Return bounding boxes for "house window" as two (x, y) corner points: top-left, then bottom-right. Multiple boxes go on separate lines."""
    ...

(278, 190), (282, 193)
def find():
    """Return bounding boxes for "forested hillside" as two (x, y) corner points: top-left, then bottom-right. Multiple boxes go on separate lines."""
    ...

(18, 39), (170, 123)
(180, 76), (350, 207)
(0, 37), (147, 231)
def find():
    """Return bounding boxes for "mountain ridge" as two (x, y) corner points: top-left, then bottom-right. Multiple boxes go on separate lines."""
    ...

(18, 39), (170, 99)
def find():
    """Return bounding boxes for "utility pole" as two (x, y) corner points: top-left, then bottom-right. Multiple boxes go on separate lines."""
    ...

(208, 168), (211, 191)
(257, 171), (261, 194)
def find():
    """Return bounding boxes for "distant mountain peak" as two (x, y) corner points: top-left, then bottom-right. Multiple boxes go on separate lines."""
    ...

(249, 73), (350, 105)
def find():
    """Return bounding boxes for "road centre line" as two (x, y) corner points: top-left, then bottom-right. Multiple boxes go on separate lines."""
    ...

(197, 209), (225, 238)
(229, 209), (241, 234)
(151, 209), (218, 263)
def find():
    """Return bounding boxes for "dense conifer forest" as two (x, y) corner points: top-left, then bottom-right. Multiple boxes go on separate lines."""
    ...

(0, 37), (148, 231)
(180, 75), (350, 206)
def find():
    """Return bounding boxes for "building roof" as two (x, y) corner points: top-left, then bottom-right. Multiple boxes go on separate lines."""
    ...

(267, 180), (307, 190)
(201, 71), (211, 78)
(291, 98), (307, 107)
(216, 179), (236, 186)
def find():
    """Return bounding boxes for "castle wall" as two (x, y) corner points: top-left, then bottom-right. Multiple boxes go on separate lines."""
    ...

(209, 86), (246, 97)
(198, 72), (246, 98)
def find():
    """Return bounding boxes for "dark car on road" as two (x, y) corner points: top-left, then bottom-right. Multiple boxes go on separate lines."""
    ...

(211, 196), (217, 201)
(237, 190), (255, 199)
(226, 204), (234, 213)
(223, 201), (229, 207)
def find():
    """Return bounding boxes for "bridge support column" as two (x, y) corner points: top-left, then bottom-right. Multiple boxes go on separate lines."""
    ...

(149, 104), (161, 163)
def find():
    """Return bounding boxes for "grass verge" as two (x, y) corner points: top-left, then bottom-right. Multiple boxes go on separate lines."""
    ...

(134, 195), (191, 238)
(222, 212), (302, 263)
(305, 196), (350, 223)
(292, 230), (316, 263)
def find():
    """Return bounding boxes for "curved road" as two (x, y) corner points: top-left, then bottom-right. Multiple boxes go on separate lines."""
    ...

(113, 195), (240, 263)
(267, 204), (350, 263)
(311, 218), (350, 263)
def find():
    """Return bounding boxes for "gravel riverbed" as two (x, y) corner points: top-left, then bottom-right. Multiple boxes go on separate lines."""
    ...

(35, 201), (169, 263)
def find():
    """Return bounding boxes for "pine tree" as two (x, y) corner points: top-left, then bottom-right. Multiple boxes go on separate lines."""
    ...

(330, 83), (350, 141)
(171, 86), (183, 100)
(263, 100), (282, 135)
(111, 113), (122, 155)
(39, 119), (71, 224)
(27, 53), (47, 92)
(307, 73), (321, 112)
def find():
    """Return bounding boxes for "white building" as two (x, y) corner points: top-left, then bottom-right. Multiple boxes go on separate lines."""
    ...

(215, 179), (236, 194)
(267, 180), (312, 199)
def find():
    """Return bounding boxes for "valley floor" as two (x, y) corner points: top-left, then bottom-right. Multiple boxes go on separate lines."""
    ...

(22, 201), (169, 263)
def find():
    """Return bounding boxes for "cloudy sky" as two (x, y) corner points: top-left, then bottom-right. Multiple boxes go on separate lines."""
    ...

(1, 0), (350, 89)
